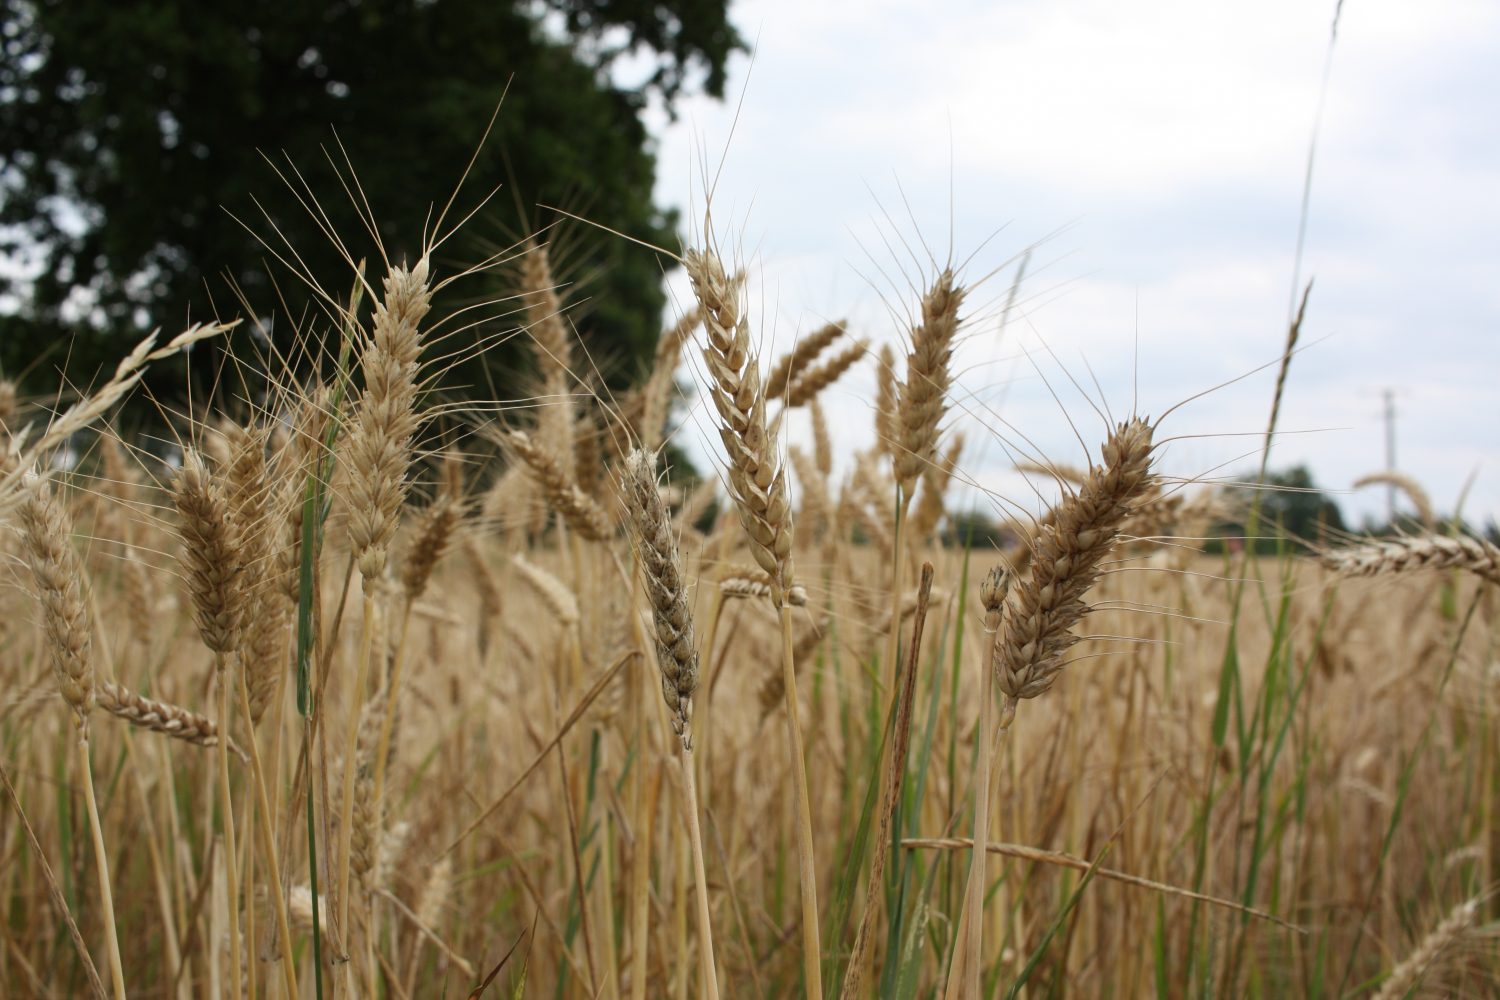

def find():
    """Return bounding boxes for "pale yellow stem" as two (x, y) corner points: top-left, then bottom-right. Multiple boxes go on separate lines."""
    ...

(79, 735), (127, 1000)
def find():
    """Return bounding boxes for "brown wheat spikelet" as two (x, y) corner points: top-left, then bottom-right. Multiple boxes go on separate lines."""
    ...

(875, 343), (899, 457)
(895, 270), (964, 493)
(172, 449), (246, 655)
(503, 429), (612, 542)
(783, 338), (868, 408)
(1321, 533), (1500, 587)
(1372, 896), (1479, 1000)
(521, 240), (577, 472)
(684, 248), (794, 598)
(17, 470), (95, 730)
(766, 320), (845, 400)
(995, 417), (1156, 712)
(402, 493), (462, 602)
(621, 448), (698, 748)
(95, 681), (246, 759)
(346, 257), (433, 579)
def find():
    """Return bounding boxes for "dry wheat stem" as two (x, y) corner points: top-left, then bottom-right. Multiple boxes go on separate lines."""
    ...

(906, 839), (1304, 932)
(963, 566), (1009, 999)
(234, 669), (301, 999)
(78, 738), (128, 1000)
(841, 563), (934, 1000)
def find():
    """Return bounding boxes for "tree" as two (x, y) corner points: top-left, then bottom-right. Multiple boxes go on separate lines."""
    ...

(1215, 465), (1346, 553)
(0, 0), (740, 405)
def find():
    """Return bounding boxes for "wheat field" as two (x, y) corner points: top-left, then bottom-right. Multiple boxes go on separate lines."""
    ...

(0, 211), (1496, 1000)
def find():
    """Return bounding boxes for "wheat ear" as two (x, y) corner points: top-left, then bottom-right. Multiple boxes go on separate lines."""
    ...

(1371, 896), (1479, 1000)
(766, 320), (845, 400)
(18, 471), (126, 999)
(684, 246), (822, 997)
(504, 428), (613, 541)
(1352, 470), (1437, 529)
(995, 417), (1157, 717)
(172, 447), (248, 1000)
(621, 448), (719, 1000)
(521, 240), (577, 473)
(783, 338), (868, 408)
(1321, 533), (1500, 587)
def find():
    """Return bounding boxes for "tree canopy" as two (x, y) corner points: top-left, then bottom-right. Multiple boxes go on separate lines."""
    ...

(0, 0), (741, 404)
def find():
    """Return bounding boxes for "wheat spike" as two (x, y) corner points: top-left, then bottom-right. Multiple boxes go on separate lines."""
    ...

(172, 450), (247, 656)
(346, 258), (433, 579)
(1322, 533), (1500, 587)
(1352, 470), (1437, 529)
(684, 248), (795, 599)
(895, 271), (964, 494)
(95, 681), (246, 760)
(503, 429), (612, 542)
(766, 320), (845, 400)
(995, 418), (1156, 711)
(17, 470), (95, 730)
(621, 449), (698, 748)
(1372, 896), (1479, 1000)
(784, 338), (868, 408)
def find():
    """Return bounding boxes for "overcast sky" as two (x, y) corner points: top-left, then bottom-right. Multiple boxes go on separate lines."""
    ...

(634, 0), (1500, 528)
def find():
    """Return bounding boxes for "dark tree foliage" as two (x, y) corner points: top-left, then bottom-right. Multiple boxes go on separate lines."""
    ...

(0, 0), (740, 406)
(1215, 465), (1347, 553)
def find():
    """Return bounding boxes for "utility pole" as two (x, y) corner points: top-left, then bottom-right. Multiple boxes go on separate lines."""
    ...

(1382, 388), (1397, 522)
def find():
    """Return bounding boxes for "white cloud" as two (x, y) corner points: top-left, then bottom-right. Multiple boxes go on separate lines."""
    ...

(644, 0), (1500, 527)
